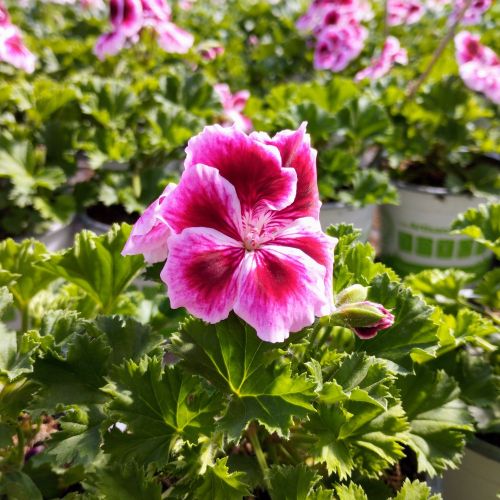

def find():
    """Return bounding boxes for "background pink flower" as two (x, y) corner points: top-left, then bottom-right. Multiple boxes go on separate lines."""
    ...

(214, 84), (253, 132)
(314, 24), (367, 72)
(94, 0), (194, 59)
(451, 0), (491, 25)
(387, 0), (425, 26)
(0, 4), (36, 73)
(124, 124), (337, 342)
(355, 36), (408, 81)
(455, 31), (500, 104)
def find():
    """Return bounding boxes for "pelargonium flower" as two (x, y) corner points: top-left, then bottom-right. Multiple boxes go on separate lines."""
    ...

(0, 1), (10, 26)
(451, 0), (491, 25)
(199, 41), (224, 61)
(0, 24), (36, 73)
(122, 184), (176, 263)
(387, 0), (425, 26)
(123, 124), (337, 342)
(314, 23), (367, 72)
(455, 31), (500, 104)
(355, 36), (408, 81)
(94, 0), (193, 60)
(214, 84), (252, 133)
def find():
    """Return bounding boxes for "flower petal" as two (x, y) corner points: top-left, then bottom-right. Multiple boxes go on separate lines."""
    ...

(161, 163), (242, 240)
(272, 217), (337, 314)
(161, 228), (244, 323)
(259, 123), (321, 221)
(155, 21), (194, 54)
(94, 30), (127, 60)
(122, 184), (176, 263)
(185, 125), (297, 214)
(234, 245), (331, 342)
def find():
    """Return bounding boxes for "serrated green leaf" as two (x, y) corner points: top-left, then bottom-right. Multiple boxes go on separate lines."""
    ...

(104, 357), (220, 465)
(390, 479), (441, 500)
(171, 315), (315, 439)
(87, 462), (162, 500)
(475, 268), (500, 310)
(0, 286), (13, 316)
(320, 353), (396, 410)
(32, 334), (111, 411)
(335, 482), (368, 500)
(358, 275), (440, 371)
(269, 464), (320, 500)
(92, 315), (163, 365)
(304, 403), (408, 479)
(194, 457), (250, 500)
(0, 327), (40, 381)
(451, 203), (500, 257)
(398, 367), (474, 477)
(38, 224), (144, 314)
(405, 269), (474, 314)
(0, 470), (43, 500)
(0, 239), (55, 311)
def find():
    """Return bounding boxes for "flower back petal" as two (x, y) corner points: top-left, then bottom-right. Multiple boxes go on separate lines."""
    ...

(185, 125), (297, 214)
(162, 228), (244, 323)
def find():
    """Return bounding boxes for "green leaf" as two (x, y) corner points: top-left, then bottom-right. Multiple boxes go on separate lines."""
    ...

(87, 462), (161, 500)
(0, 239), (55, 311)
(0, 286), (13, 316)
(38, 224), (144, 314)
(0, 328), (40, 382)
(91, 315), (163, 366)
(192, 457), (250, 500)
(398, 367), (474, 477)
(171, 315), (315, 439)
(0, 470), (43, 500)
(32, 333), (111, 411)
(104, 357), (220, 465)
(320, 353), (396, 410)
(269, 464), (320, 500)
(475, 268), (500, 310)
(451, 203), (500, 257)
(335, 482), (368, 500)
(304, 403), (408, 479)
(405, 269), (474, 314)
(358, 275), (440, 372)
(390, 479), (441, 500)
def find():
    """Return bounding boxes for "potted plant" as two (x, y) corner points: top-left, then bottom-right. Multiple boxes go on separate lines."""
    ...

(404, 202), (500, 499)
(247, 79), (398, 241)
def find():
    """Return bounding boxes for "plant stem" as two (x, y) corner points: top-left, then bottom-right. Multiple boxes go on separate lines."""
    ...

(383, 0), (389, 39)
(406, 0), (474, 99)
(21, 306), (29, 332)
(247, 422), (272, 492)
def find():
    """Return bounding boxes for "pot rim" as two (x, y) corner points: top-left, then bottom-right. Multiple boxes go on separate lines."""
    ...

(393, 181), (486, 199)
(468, 436), (500, 462)
(77, 211), (112, 233)
(321, 201), (375, 210)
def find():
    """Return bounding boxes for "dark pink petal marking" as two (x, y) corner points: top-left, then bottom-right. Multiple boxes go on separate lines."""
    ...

(161, 164), (242, 240)
(185, 125), (297, 214)
(234, 245), (330, 342)
(260, 123), (321, 222)
(162, 228), (244, 323)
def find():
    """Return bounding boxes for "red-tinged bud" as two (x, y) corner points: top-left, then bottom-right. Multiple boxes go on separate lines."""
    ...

(329, 301), (395, 339)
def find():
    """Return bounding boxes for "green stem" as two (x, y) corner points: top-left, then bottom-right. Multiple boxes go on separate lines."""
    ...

(20, 306), (29, 333)
(247, 423), (272, 492)
(406, 0), (474, 99)
(16, 427), (25, 468)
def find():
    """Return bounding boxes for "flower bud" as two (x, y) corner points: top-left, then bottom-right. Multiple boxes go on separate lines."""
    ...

(335, 284), (368, 306)
(330, 301), (395, 339)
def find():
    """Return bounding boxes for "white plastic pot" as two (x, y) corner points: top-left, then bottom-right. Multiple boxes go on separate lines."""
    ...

(380, 183), (492, 276)
(320, 203), (375, 242)
(76, 212), (111, 235)
(442, 438), (500, 499)
(13, 220), (76, 252)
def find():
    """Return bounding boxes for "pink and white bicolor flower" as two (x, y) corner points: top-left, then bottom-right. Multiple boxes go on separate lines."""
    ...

(455, 31), (500, 104)
(123, 124), (337, 343)
(214, 83), (253, 133)
(0, 24), (36, 73)
(387, 0), (425, 26)
(355, 36), (408, 81)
